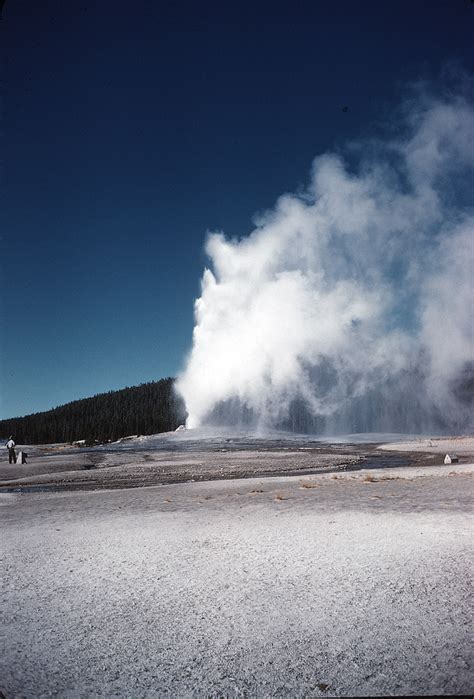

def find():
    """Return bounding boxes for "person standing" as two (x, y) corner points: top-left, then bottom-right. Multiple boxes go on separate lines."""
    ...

(6, 436), (16, 464)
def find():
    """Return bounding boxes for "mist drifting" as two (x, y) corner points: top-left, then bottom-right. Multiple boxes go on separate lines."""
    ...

(177, 88), (473, 434)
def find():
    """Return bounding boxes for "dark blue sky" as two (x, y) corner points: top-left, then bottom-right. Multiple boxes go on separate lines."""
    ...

(1, 0), (472, 418)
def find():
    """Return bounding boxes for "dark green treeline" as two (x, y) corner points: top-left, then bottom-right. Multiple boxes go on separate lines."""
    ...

(0, 379), (187, 445)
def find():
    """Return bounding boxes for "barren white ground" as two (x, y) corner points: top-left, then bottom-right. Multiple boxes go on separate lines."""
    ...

(380, 435), (474, 454)
(1, 440), (473, 698)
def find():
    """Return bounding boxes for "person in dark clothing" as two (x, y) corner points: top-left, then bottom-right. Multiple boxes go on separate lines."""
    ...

(6, 436), (16, 464)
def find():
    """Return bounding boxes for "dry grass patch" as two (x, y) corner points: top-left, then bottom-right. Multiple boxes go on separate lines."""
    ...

(300, 481), (320, 489)
(274, 493), (288, 501)
(363, 473), (403, 483)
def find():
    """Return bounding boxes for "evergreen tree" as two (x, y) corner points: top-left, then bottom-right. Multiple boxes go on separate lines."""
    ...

(0, 379), (187, 445)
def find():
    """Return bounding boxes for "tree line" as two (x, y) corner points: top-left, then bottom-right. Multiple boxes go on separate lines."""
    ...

(0, 379), (187, 445)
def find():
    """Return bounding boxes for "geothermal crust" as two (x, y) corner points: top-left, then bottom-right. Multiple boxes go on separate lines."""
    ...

(1, 465), (472, 697)
(1, 432), (473, 492)
(1, 434), (472, 697)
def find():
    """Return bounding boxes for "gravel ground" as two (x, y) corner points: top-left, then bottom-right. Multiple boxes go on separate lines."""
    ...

(1, 469), (472, 697)
(0, 434), (443, 492)
(0, 448), (364, 491)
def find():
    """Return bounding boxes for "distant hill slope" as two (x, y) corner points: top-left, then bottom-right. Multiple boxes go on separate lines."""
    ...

(0, 379), (187, 445)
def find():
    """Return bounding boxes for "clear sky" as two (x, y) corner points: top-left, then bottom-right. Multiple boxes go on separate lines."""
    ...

(1, 0), (472, 419)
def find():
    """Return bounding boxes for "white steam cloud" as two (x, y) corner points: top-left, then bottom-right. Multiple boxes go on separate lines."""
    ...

(177, 87), (474, 434)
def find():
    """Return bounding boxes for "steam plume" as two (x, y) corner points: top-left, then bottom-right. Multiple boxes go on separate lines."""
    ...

(177, 86), (474, 434)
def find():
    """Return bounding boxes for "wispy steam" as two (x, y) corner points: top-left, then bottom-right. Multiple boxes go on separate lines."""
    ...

(177, 85), (473, 434)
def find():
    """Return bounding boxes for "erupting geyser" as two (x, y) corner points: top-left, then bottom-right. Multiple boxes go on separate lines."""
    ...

(177, 86), (474, 434)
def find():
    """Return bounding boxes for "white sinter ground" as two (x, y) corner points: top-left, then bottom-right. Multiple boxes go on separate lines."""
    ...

(0, 434), (472, 697)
